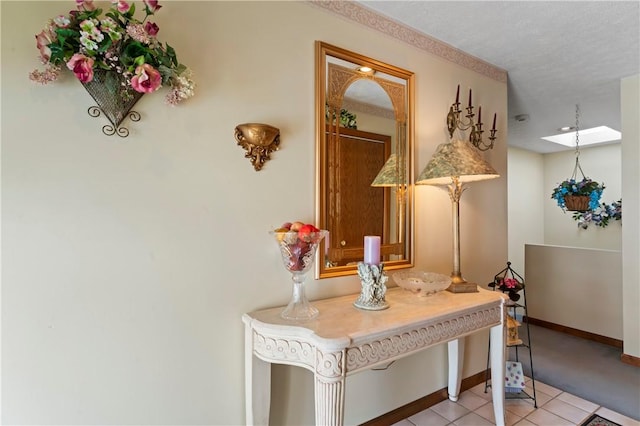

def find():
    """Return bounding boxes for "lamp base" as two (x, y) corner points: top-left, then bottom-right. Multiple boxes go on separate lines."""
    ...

(446, 281), (479, 293)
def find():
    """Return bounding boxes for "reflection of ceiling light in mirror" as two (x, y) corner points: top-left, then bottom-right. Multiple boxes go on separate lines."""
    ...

(327, 56), (404, 84)
(357, 66), (375, 75)
(541, 126), (622, 147)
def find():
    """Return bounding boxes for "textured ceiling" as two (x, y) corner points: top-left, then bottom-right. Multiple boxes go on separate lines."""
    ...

(356, 1), (640, 154)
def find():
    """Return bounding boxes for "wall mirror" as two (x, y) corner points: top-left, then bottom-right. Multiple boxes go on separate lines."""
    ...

(315, 41), (415, 279)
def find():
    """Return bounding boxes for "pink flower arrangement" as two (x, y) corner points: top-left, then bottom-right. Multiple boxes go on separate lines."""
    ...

(489, 275), (524, 302)
(66, 53), (94, 83)
(30, 0), (195, 105)
(502, 278), (519, 289)
(130, 63), (161, 93)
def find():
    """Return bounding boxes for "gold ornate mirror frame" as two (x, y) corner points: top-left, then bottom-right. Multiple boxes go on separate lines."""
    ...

(315, 41), (415, 279)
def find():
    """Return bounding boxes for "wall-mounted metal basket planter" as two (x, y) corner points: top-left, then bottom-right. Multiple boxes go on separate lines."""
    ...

(81, 70), (143, 137)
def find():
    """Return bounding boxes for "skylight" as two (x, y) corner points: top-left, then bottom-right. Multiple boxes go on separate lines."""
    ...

(541, 126), (621, 147)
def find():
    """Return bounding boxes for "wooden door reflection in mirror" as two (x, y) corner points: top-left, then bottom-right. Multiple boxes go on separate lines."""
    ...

(315, 41), (414, 278)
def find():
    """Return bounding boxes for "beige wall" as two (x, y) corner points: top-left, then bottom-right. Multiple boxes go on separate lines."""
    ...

(507, 143), (622, 278)
(621, 74), (640, 358)
(525, 244), (622, 339)
(1, 1), (507, 424)
(508, 78), (636, 357)
(507, 147), (544, 276)
(510, 146), (625, 340)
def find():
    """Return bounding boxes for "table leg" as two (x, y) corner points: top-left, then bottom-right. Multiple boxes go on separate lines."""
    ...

(490, 323), (506, 426)
(245, 326), (271, 425)
(314, 375), (346, 425)
(447, 337), (465, 401)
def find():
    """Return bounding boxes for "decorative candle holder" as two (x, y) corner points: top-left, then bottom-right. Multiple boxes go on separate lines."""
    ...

(446, 84), (498, 151)
(353, 262), (389, 310)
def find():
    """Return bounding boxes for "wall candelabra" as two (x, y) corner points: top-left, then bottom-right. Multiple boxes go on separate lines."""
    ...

(447, 85), (497, 151)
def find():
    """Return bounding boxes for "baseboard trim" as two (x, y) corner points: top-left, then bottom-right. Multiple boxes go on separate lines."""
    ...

(525, 317), (623, 349)
(621, 353), (640, 367)
(360, 370), (487, 426)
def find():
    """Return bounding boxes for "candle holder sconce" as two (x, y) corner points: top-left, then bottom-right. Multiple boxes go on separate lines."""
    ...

(447, 84), (498, 151)
(234, 123), (280, 171)
(354, 262), (389, 311)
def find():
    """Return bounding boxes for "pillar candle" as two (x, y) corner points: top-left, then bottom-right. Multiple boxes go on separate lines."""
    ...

(364, 236), (381, 265)
(324, 231), (330, 256)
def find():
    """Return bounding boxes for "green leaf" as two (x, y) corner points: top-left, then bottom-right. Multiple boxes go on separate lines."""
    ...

(165, 43), (176, 58)
(104, 70), (120, 94)
(55, 28), (78, 39)
(121, 41), (149, 66)
(105, 11), (126, 27)
(48, 44), (65, 64)
(96, 61), (111, 71)
(157, 53), (171, 67)
(165, 43), (178, 66)
(97, 38), (113, 53)
(77, 8), (102, 21)
(158, 65), (173, 85)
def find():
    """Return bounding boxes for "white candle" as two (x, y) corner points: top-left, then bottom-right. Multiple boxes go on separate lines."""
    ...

(324, 232), (330, 256)
(364, 236), (381, 265)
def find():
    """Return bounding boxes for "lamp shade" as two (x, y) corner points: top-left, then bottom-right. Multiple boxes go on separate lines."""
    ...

(371, 154), (406, 187)
(416, 139), (499, 185)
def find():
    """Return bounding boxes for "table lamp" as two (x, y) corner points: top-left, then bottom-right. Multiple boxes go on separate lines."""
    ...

(371, 153), (405, 187)
(371, 153), (406, 245)
(416, 140), (499, 293)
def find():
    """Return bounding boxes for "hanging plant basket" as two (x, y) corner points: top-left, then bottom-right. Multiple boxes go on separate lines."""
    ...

(82, 70), (144, 137)
(564, 195), (591, 212)
(551, 105), (604, 214)
(551, 105), (613, 217)
(552, 178), (604, 212)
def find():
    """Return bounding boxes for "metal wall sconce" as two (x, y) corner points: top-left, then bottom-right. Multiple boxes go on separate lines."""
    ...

(447, 84), (498, 151)
(234, 123), (280, 171)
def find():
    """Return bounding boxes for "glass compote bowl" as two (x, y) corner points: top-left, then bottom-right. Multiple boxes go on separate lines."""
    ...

(271, 229), (327, 320)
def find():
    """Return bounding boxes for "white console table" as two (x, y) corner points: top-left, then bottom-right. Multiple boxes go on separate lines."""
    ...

(243, 287), (507, 425)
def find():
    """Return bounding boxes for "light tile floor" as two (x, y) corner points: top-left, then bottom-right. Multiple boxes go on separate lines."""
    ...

(393, 378), (640, 426)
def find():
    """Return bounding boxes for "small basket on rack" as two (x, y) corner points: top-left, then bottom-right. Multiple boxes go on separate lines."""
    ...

(488, 262), (524, 302)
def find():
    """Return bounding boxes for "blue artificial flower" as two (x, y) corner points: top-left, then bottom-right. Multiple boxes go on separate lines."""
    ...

(572, 199), (622, 229)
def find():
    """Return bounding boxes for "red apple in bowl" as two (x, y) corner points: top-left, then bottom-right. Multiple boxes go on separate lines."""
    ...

(290, 221), (305, 231)
(297, 224), (320, 242)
